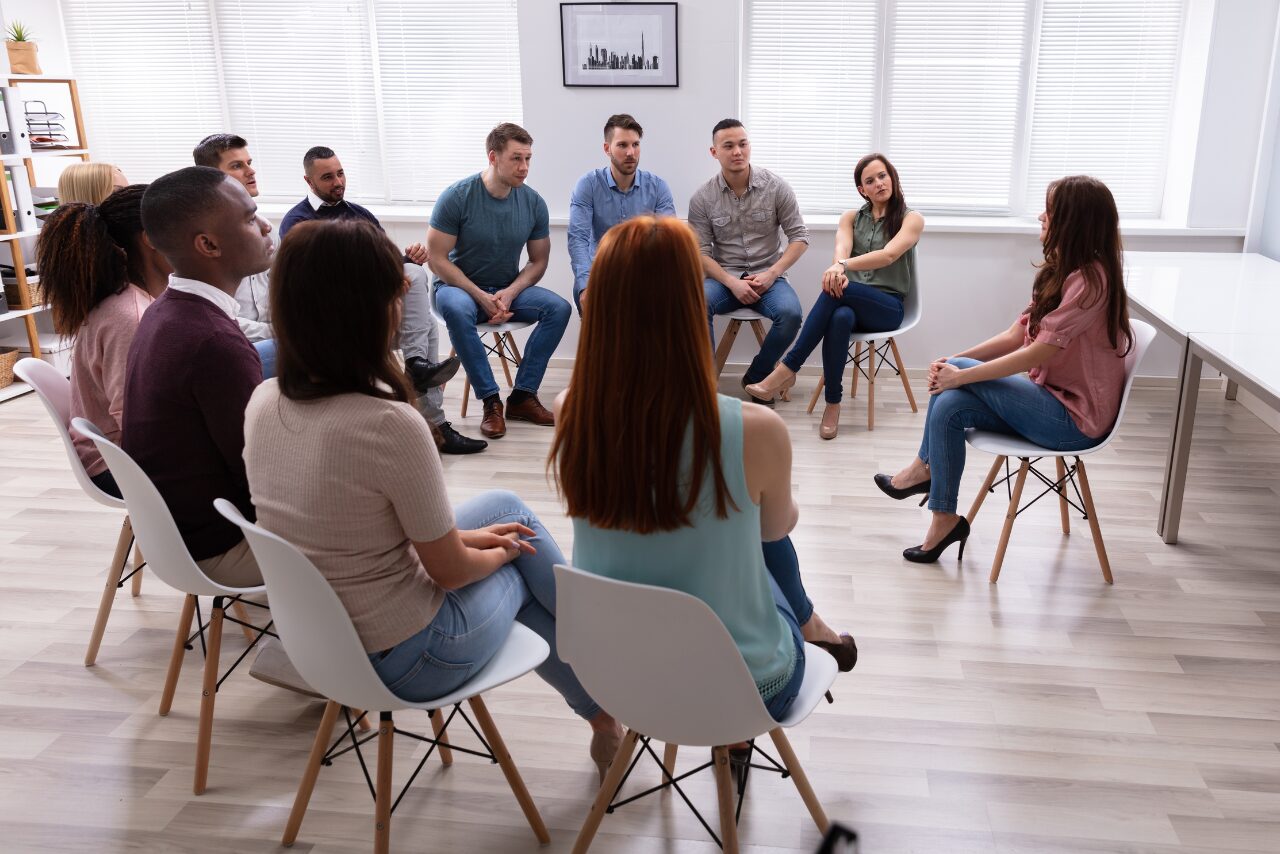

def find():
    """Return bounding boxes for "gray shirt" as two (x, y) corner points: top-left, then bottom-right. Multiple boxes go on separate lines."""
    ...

(687, 166), (809, 276)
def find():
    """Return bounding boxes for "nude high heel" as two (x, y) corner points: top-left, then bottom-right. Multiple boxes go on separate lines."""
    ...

(819, 403), (840, 440)
(744, 365), (797, 402)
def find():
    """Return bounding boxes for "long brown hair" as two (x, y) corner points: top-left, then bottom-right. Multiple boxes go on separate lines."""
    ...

(1030, 175), (1131, 353)
(550, 217), (735, 533)
(38, 184), (148, 337)
(854, 152), (907, 239)
(272, 218), (413, 403)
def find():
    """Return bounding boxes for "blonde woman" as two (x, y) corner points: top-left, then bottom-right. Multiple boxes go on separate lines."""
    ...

(57, 162), (129, 205)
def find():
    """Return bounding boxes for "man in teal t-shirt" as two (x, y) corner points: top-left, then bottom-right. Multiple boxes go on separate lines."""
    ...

(428, 122), (570, 440)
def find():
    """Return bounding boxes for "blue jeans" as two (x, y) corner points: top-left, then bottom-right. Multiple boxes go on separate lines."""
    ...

(918, 358), (1101, 513)
(436, 284), (571, 402)
(254, 339), (277, 380)
(763, 575), (806, 722)
(704, 276), (802, 385)
(782, 284), (904, 404)
(761, 536), (813, 627)
(367, 490), (600, 720)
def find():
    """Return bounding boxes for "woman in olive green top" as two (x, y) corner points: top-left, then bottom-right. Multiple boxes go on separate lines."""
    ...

(747, 153), (924, 439)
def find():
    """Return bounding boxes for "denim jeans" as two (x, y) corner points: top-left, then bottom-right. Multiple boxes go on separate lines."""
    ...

(367, 490), (600, 720)
(436, 284), (571, 402)
(782, 283), (904, 404)
(763, 575), (806, 722)
(253, 339), (277, 380)
(761, 536), (814, 627)
(918, 358), (1101, 513)
(704, 276), (802, 385)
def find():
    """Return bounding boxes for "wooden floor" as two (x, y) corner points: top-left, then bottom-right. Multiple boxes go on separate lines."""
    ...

(2, 367), (1279, 853)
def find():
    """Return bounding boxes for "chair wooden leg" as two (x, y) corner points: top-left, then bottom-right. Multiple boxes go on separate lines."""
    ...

(461, 374), (471, 418)
(194, 600), (225, 794)
(1055, 457), (1071, 534)
(503, 332), (523, 365)
(230, 600), (257, 645)
(713, 320), (741, 378)
(866, 339), (876, 431)
(991, 459), (1030, 583)
(850, 342), (863, 398)
(769, 728), (830, 834)
(468, 695), (550, 843)
(429, 708), (453, 765)
(967, 456), (1007, 526)
(573, 729), (641, 854)
(711, 745), (740, 853)
(283, 699), (341, 847)
(1074, 457), (1113, 584)
(806, 377), (824, 414)
(84, 516), (134, 667)
(493, 332), (515, 388)
(889, 337), (917, 412)
(352, 708), (373, 732)
(130, 542), (144, 597)
(662, 742), (678, 780)
(375, 712), (394, 854)
(159, 594), (196, 716)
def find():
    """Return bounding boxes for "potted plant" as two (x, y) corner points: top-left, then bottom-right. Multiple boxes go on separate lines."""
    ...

(5, 21), (41, 76)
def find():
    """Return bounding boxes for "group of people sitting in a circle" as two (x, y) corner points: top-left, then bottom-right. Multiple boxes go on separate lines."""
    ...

(37, 113), (1132, 784)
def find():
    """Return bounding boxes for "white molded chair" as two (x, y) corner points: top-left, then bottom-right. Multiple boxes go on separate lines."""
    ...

(14, 357), (144, 665)
(554, 564), (836, 853)
(715, 308), (791, 402)
(447, 319), (533, 418)
(807, 282), (923, 430)
(74, 418), (271, 794)
(215, 499), (552, 854)
(964, 320), (1157, 583)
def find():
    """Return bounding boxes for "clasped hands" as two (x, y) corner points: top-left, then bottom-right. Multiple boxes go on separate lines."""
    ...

(729, 268), (780, 305)
(478, 287), (517, 324)
(821, 263), (849, 297)
(461, 523), (536, 559)
(927, 356), (965, 395)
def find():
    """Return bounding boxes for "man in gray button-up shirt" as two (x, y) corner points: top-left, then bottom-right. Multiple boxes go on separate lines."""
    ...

(688, 119), (808, 400)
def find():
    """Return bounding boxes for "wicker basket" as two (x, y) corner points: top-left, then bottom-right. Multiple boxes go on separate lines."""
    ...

(0, 347), (18, 389)
(4, 279), (44, 310)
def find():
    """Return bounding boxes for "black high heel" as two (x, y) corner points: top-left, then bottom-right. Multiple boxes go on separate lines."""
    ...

(874, 473), (930, 506)
(903, 518), (970, 564)
(812, 633), (858, 672)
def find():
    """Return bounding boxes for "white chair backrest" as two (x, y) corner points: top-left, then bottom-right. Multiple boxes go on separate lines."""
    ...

(14, 358), (122, 509)
(215, 499), (400, 711)
(900, 276), (922, 331)
(73, 417), (241, 597)
(1099, 319), (1156, 450)
(554, 564), (776, 747)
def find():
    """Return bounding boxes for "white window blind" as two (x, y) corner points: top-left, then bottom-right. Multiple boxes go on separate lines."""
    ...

(1026, 0), (1185, 218)
(215, 1), (386, 201)
(61, 0), (224, 184)
(59, 0), (522, 205)
(374, 1), (523, 203)
(885, 0), (1030, 212)
(743, 1), (878, 214)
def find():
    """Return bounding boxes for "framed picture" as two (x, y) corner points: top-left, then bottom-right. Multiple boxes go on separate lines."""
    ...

(560, 3), (679, 88)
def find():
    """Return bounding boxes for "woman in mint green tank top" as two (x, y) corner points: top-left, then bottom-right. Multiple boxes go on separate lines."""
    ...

(748, 153), (925, 440)
(551, 216), (857, 724)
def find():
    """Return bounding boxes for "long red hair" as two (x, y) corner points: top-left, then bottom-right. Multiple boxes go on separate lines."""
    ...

(550, 217), (735, 533)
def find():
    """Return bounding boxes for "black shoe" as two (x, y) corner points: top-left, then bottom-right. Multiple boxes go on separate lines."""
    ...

(727, 744), (752, 793)
(903, 518), (970, 564)
(405, 355), (460, 393)
(436, 421), (487, 455)
(741, 376), (774, 407)
(873, 473), (931, 506)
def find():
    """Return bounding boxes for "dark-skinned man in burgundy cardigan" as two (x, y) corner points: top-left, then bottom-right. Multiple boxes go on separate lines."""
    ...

(123, 166), (275, 587)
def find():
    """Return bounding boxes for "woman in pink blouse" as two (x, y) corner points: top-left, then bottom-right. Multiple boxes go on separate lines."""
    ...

(39, 184), (171, 497)
(874, 175), (1133, 562)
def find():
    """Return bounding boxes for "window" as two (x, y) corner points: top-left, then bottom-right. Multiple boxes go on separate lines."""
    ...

(60, 0), (523, 205)
(743, 0), (1187, 217)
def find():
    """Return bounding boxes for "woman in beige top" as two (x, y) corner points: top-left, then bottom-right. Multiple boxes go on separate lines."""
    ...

(38, 184), (171, 496)
(242, 218), (623, 782)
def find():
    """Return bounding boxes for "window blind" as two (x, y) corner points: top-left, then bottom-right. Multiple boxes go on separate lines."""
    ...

(1025, 0), (1185, 217)
(743, 0), (879, 214)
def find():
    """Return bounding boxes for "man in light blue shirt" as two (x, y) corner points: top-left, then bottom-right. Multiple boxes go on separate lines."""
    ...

(567, 114), (676, 313)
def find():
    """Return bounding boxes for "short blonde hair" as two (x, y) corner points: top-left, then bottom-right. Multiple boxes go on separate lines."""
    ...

(57, 162), (119, 205)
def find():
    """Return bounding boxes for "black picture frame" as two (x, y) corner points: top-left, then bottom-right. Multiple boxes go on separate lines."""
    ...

(560, 3), (679, 88)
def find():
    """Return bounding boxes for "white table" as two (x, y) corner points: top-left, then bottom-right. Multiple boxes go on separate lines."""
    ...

(1125, 252), (1280, 543)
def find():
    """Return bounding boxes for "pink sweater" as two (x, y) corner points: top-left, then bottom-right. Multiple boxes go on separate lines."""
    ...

(71, 286), (154, 476)
(1019, 268), (1128, 439)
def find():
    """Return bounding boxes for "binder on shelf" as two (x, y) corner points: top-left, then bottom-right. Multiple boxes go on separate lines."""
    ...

(0, 88), (32, 156)
(5, 166), (36, 231)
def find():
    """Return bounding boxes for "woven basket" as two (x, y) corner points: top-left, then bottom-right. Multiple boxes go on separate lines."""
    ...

(4, 279), (43, 309)
(0, 347), (18, 389)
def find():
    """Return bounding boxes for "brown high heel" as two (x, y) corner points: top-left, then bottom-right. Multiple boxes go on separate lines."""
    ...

(590, 728), (623, 783)
(744, 366), (797, 402)
(812, 633), (858, 672)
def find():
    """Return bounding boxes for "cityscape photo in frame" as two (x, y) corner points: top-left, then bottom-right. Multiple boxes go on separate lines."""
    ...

(561, 3), (679, 87)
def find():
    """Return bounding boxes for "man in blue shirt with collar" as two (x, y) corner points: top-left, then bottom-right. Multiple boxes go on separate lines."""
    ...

(567, 114), (676, 313)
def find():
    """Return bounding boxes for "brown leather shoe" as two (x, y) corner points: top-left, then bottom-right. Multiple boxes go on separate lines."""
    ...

(480, 397), (506, 438)
(506, 394), (555, 426)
